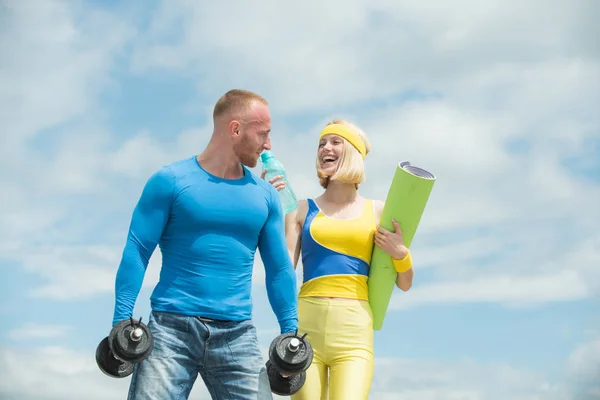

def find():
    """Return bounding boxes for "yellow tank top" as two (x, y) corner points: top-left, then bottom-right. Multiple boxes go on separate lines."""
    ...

(298, 198), (377, 300)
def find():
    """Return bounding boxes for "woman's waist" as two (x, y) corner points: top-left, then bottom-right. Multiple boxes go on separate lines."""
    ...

(307, 296), (369, 303)
(299, 274), (369, 300)
(301, 253), (370, 281)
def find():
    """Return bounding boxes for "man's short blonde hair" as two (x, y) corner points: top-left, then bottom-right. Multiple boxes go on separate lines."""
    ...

(213, 89), (268, 120)
(316, 119), (372, 189)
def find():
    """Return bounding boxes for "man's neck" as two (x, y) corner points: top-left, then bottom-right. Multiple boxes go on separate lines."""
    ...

(197, 136), (244, 180)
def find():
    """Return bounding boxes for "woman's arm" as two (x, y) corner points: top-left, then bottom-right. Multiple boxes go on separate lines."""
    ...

(284, 199), (307, 269)
(373, 200), (414, 291)
(395, 263), (413, 292)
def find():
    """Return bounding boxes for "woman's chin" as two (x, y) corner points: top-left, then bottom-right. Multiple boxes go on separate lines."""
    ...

(319, 164), (337, 175)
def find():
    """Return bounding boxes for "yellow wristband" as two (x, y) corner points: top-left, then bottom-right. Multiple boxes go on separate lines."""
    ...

(392, 250), (412, 273)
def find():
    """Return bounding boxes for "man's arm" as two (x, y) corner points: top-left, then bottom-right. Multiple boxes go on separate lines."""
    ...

(112, 167), (175, 326)
(258, 186), (299, 334)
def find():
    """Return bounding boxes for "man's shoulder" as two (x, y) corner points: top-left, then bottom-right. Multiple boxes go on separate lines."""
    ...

(149, 156), (197, 181)
(162, 156), (198, 175)
(144, 156), (197, 190)
(243, 166), (277, 195)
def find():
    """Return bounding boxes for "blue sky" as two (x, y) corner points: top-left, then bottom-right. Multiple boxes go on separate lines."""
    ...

(1, 1), (599, 399)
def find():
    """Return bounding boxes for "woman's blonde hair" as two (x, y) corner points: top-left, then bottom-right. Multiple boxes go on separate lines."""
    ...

(316, 119), (372, 189)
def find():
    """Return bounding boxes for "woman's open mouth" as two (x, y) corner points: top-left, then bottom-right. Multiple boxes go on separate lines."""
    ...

(321, 155), (338, 166)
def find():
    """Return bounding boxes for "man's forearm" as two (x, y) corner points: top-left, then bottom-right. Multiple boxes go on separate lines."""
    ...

(113, 236), (151, 325)
(265, 264), (298, 333)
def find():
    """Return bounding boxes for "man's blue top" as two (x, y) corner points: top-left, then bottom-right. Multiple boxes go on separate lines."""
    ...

(113, 156), (298, 334)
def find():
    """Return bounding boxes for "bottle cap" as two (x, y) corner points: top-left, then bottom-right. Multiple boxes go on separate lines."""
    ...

(260, 150), (274, 162)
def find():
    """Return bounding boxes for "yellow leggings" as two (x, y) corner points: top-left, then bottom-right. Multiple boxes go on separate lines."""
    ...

(291, 297), (374, 400)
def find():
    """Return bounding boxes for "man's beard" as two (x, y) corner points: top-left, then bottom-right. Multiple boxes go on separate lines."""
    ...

(234, 137), (259, 168)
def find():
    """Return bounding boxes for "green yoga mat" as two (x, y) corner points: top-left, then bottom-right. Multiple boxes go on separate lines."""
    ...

(368, 161), (436, 331)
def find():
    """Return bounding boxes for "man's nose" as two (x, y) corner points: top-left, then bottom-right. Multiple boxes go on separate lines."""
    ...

(263, 137), (272, 151)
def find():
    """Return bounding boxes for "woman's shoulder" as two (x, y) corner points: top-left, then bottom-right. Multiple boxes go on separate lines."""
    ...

(296, 198), (310, 215)
(371, 199), (385, 209)
(297, 198), (309, 210)
(369, 198), (385, 209)
(369, 198), (385, 218)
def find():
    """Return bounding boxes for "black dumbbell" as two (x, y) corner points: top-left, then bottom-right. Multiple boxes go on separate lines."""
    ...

(266, 330), (313, 396)
(95, 316), (154, 378)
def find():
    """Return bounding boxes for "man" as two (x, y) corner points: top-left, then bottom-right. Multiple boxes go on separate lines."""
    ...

(112, 89), (298, 399)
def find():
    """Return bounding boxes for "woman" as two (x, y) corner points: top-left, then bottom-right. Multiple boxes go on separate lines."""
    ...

(268, 120), (414, 400)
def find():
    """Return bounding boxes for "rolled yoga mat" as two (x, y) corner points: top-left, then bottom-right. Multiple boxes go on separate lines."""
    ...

(368, 161), (436, 331)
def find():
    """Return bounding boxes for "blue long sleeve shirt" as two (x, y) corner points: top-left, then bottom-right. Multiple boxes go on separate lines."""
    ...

(113, 156), (298, 334)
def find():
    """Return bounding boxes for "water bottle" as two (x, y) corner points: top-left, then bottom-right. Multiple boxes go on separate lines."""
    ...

(260, 150), (298, 214)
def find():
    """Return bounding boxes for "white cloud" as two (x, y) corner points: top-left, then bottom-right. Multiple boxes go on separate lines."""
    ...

(0, 2), (132, 143)
(565, 337), (600, 397)
(7, 324), (72, 341)
(0, 346), (130, 400)
(368, 355), (585, 400)
(0, 0), (135, 248)
(3, 244), (162, 301)
(390, 270), (589, 310)
(408, 236), (504, 270)
(388, 231), (600, 310)
(129, 0), (599, 113)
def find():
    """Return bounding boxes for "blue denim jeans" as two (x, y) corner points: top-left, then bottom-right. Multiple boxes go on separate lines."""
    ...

(127, 310), (272, 399)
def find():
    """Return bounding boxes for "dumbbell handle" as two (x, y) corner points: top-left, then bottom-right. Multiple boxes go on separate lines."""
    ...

(287, 338), (300, 352)
(130, 327), (144, 342)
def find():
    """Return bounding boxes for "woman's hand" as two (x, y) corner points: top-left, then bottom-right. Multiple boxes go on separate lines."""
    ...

(260, 169), (287, 191)
(374, 219), (409, 260)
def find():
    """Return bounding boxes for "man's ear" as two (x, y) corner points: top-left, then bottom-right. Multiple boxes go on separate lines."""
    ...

(229, 120), (241, 137)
